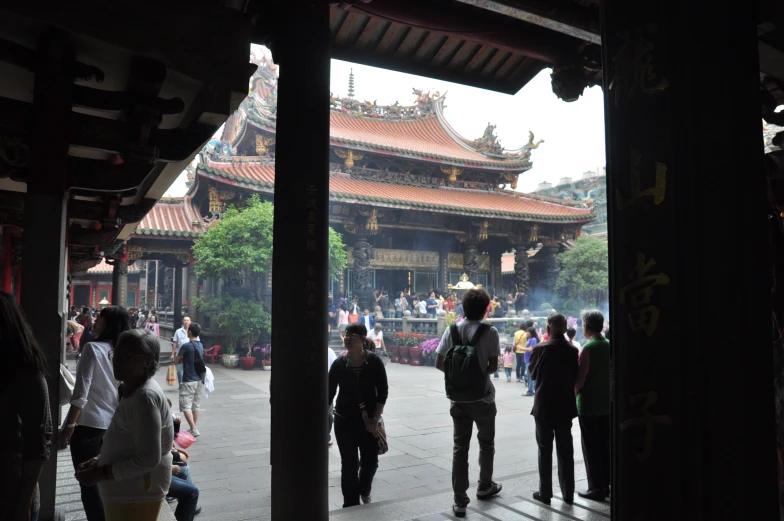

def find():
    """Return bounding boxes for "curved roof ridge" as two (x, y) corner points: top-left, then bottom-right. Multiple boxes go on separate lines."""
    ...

(433, 99), (482, 155)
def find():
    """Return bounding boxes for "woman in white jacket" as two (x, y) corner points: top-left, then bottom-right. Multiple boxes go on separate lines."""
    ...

(75, 328), (174, 521)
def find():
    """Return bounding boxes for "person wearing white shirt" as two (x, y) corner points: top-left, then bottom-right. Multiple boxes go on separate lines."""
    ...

(367, 324), (386, 353)
(57, 306), (132, 521)
(75, 329), (174, 520)
(171, 316), (191, 384)
(417, 298), (427, 318)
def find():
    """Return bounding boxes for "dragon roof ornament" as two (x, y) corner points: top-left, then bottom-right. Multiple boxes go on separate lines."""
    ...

(329, 87), (447, 120)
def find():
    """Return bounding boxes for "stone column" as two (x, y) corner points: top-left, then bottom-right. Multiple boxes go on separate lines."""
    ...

(439, 246), (450, 293)
(534, 244), (559, 304)
(513, 242), (530, 311)
(463, 239), (480, 282)
(187, 264), (198, 306)
(601, 0), (775, 518)
(20, 30), (73, 521)
(352, 233), (374, 311)
(173, 264), (183, 328)
(111, 252), (128, 307)
(268, 2), (330, 519)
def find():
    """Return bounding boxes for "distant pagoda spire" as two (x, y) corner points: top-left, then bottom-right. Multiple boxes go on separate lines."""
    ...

(348, 68), (355, 98)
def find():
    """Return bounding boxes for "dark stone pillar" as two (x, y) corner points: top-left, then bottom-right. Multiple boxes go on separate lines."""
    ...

(539, 244), (559, 301)
(268, 2), (330, 519)
(439, 246), (449, 294)
(172, 265), (182, 328)
(601, 0), (776, 518)
(21, 30), (73, 521)
(352, 233), (375, 311)
(513, 242), (530, 310)
(463, 239), (480, 282)
(111, 256), (128, 307)
(187, 264), (198, 310)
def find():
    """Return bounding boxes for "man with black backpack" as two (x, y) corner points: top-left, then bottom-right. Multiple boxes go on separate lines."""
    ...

(435, 288), (503, 518)
(174, 322), (205, 438)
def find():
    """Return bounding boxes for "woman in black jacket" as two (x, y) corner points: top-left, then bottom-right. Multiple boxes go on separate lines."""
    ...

(328, 323), (389, 508)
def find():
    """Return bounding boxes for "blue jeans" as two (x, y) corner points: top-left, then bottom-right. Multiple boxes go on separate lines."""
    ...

(515, 353), (525, 380)
(169, 474), (199, 521)
(525, 363), (536, 395)
(504, 367), (512, 378)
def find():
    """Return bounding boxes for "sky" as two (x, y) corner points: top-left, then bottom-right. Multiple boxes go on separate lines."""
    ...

(164, 52), (605, 196)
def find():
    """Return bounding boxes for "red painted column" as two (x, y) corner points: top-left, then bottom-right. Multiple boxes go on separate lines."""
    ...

(89, 280), (94, 308)
(2, 235), (11, 294)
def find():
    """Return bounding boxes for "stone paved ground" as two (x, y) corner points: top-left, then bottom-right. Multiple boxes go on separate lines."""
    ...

(57, 355), (607, 520)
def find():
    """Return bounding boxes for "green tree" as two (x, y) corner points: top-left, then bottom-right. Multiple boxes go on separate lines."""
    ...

(192, 195), (348, 350)
(554, 236), (609, 311)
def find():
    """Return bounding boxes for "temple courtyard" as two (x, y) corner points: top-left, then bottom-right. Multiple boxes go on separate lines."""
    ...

(57, 354), (607, 521)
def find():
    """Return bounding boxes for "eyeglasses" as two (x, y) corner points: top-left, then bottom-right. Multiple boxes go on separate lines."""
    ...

(344, 334), (365, 341)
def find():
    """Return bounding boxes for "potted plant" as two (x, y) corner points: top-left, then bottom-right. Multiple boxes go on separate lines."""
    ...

(397, 333), (412, 364)
(409, 341), (424, 366)
(259, 343), (271, 367)
(419, 338), (440, 367)
(222, 346), (239, 368)
(389, 333), (405, 363)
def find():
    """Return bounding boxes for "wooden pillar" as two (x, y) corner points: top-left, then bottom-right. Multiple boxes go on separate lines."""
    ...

(173, 264), (183, 328)
(2, 235), (11, 293)
(111, 249), (128, 307)
(269, 1), (330, 519)
(20, 29), (73, 521)
(601, 0), (776, 518)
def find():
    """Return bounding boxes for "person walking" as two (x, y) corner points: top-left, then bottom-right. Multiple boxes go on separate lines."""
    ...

(523, 327), (540, 396)
(58, 306), (132, 521)
(435, 288), (503, 518)
(338, 304), (350, 339)
(327, 344), (338, 447)
(0, 291), (53, 521)
(575, 310), (611, 501)
(513, 324), (528, 382)
(147, 314), (160, 337)
(328, 323), (388, 508)
(503, 346), (515, 382)
(528, 313), (578, 505)
(75, 328), (174, 521)
(171, 316), (192, 385)
(174, 323), (205, 437)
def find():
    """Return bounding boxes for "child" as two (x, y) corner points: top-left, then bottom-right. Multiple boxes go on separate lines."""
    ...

(503, 346), (515, 382)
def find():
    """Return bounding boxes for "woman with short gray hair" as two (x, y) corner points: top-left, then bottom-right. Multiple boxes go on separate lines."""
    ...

(75, 328), (174, 521)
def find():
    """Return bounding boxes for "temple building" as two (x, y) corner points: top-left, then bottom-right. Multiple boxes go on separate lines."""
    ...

(113, 58), (595, 312)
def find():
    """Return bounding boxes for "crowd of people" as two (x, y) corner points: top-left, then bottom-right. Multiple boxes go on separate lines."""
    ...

(326, 288), (610, 517)
(3, 297), (207, 521)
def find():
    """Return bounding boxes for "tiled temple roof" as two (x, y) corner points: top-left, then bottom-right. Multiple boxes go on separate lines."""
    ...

(197, 163), (594, 223)
(133, 197), (203, 238)
(87, 258), (141, 274)
(328, 109), (530, 169)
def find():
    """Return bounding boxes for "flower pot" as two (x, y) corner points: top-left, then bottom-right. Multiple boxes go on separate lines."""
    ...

(262, 359), (272, 367)
(240, 357), (256, 371)
(388, 344), (401, 363)
(221, 353), (240, 368)
(398, 346), (410, 364)
(409, 347), (423, 366)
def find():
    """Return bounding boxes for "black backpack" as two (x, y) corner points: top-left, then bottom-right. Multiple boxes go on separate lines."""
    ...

(444, 323), (489, 401)
(193, 344), (207, 382)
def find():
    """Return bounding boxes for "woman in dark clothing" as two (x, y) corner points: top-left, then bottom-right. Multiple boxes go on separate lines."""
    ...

(328, 323), (389, 508)
(0, 291), (53, 521)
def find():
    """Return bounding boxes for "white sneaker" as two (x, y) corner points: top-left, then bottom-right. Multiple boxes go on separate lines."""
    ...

(188, 428), (200, 437)
(361, 495), (371, 504)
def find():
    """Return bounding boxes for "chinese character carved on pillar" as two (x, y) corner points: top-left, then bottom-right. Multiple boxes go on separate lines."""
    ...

(514, 242), (530, 297)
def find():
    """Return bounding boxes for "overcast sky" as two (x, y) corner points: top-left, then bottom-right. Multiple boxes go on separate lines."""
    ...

(165, 54), (605, 196)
